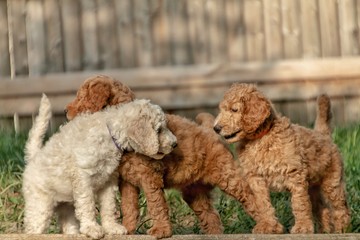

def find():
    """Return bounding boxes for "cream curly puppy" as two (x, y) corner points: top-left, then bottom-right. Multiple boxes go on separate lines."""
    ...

(214, 84), (350, 233)
(23, 94), (177, 239)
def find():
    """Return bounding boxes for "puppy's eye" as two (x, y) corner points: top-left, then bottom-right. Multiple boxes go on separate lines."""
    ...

(231, 108), (238, 113)
(156, 128), (162, 134)
(102, 105), (106, 109)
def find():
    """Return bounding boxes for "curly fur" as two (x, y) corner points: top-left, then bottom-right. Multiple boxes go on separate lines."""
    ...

(66, 75), (135, 120)
(23, 95), (176, 239)
(65, 76), (285, 238)
(214, 83), (350, 233)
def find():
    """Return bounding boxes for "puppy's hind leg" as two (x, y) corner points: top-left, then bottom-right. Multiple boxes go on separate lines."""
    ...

(73, 173), (104, 239)
(23, 190), (54, 234)
(182, 185), (223, 234)
(321, 151), (350, 233)
(56, 202), (80, 234)
(287, 179), (314, 233)
(98, 173), (127, 235)
(309, 186), (333, 233)
(120, 181), (140, 234)
(141, 171), (172, 238)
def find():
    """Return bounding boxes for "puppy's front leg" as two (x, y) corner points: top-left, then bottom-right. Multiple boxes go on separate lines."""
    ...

(288, 179), (314, 233)
(245, 176), (284, 234)
(98, 172), (127, 235)
(73, 171), (104, 239)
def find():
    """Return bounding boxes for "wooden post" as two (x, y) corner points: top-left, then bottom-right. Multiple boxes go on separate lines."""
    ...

(0, 0), (10, 77)
(97, 0), (119, 69)
(44, 0), (64, 73)
(26, 0), (47, 76)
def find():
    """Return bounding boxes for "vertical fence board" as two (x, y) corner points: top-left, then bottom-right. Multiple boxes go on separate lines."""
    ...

(7, 0), (28, 76)
(133, 0), (153, 67)
(114, 0), (136, 68)
(357, 0), (360, 53)
(332, 98), (346, 125)
(338, 0), (359, 56)
(0, 0), (10, 77)
(244, 0), (265, 61)
(300, 0), (321, 58)
(44, 0), (64, 73)
(206, 0), (227, 63)
(150, 0), (171, 66)
(318, 0), (340, 57)
(263, 0), (283, 60)
(345, 98), (360, 123)
(61, 0), (82, 71)
(97, 0), (119, 69)
(169, 0), (190, 65)
(187, 0), (208, 64)
(285, 102), (309, 125)
(281, 0), (301, 59)
(80, 0), (99, 70)
(26, 0), (46, 76)
(226, 0), (245, 62)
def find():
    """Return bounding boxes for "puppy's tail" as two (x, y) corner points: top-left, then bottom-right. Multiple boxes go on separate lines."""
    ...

(25, 94), (52, 162)
(195, 112), (215, 129)
(314, 94), (332, 136)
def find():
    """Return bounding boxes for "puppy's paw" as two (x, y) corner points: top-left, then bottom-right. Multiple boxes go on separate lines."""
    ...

(103, 223), (128, 235)
(290, 222), (314, 234)
(80, 223), (105, 239)
(252, 220), (284, 234)
(147, 223), (172, 239)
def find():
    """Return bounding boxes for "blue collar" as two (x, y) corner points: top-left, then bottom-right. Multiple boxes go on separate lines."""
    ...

(106, 124), (122, 151)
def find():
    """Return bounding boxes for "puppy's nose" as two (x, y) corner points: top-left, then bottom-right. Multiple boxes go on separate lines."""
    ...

(171, 141), (177, 149)
(213, 125), (222, 133)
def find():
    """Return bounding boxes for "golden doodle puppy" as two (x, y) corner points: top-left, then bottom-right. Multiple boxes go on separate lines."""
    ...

(214, 83), (350, 233)
(66, 76), (284, 238)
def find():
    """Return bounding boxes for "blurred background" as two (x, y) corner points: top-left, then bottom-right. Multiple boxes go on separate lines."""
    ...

(1, 0), (360, 131)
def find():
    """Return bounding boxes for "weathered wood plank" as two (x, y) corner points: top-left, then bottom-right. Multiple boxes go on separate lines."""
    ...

(133, 0), (153, 67)
(225, 0), (245, 62)
(187, 0), (208, 64)
(338, 0), (359, 56)
(7, 0), (28, 76)
(206, 0), (227, 63)
(44, 0), (64, 73)
(60, 0), (82, 71)
(150, 0), (171, 66)
(300, 0), (321, 58)
(263, 0), (283, 60)
(318, 0), (340, 57)
(168, 0), (190, 65)
(80, 0), (99, 70)
(114, 0), (136, 68)
(281, 0), (301, 59)
(26, 0), (46, 76)
(2, 57), (360, 97)
(0, 0), (10, 76)
(97, 0), (119, 69)
(1, 233), (359, 240)
(244, 0), (265, 61)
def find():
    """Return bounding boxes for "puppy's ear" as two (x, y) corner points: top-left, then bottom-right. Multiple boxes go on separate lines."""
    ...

(242, 92), (271, 133)
(127, 118), (159, 156)
(110, 82), (136, 105)
(86, 81), (112, 111)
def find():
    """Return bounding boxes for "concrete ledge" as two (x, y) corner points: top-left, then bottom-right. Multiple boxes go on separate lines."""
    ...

(1, 234), (359, 240)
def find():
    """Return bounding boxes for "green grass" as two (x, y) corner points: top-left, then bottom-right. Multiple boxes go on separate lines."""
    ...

(0, 124), (359, 234)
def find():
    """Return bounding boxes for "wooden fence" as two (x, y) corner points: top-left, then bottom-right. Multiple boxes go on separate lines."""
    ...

(1, 0), (360, 131)
(1, 0), (360, 76)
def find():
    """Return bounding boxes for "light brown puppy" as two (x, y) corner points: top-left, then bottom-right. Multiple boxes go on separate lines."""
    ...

(214, 83), (350, 233)
(66, 76), (284, 238)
